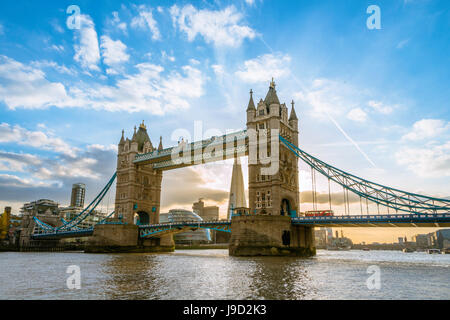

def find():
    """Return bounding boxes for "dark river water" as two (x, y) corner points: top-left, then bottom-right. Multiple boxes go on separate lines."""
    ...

(0, 249), (449, 300)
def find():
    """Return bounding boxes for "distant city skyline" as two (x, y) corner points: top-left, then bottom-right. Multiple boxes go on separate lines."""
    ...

(0, 0), (449, 243)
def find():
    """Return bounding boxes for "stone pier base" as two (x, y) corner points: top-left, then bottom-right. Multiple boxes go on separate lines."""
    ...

(229, 215), (316, 257)
(85, 224), (175, 253)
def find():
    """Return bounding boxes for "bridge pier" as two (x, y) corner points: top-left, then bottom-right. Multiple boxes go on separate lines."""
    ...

(229, 215), (315, 257)
(85, 224), (174, 253)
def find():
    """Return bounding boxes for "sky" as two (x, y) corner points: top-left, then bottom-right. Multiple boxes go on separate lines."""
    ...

(0, 0), (449, 243)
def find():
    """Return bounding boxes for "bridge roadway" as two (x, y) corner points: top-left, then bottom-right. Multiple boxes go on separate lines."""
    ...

(31, 213), (450, 240)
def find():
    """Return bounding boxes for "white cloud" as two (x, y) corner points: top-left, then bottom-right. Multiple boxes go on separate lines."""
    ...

(293, 78), (363, 120)
(212, 64), (225, 76)
(100, 35), (130, 69)
(170, 4), (256, 48)
(402, 119), (450, 141)
(0, 123), (78, 157)
(235, 53), (291, 83)
(73, 63), (205, 114)
(0, 151), (42, 172)
(131, 5), (161, 40)
(347, 108), (367, 122)
(73, 15), (101, 71)
(245, 0), (255, 5)
(368, 100), (394, 114)
(0, 55), (70, 110)
(50, 44), (65, 52)
(395, 142), (450, 178)
(50, 20), (64, 34)
(0, 56), (205, 115)
(111, 11), (127, 34)
(0, 174), (59, 189)
(31, 60), (77, 76)
(161, 50), (176, 62)
(396, 38), (410, 49)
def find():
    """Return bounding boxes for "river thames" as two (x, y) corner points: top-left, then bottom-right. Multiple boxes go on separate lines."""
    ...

(0, 249), (449, 300)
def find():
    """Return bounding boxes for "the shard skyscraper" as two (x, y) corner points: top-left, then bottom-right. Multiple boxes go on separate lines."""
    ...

(227, 157), (247, 220)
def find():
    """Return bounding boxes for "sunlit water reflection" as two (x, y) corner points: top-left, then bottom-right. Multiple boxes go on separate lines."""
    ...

(1, 250), (448, 299)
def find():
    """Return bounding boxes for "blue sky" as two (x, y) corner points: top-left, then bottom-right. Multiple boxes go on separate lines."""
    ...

(0, 0), (449, 242)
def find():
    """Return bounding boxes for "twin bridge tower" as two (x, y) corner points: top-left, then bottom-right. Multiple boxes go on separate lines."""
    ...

(87, 80), (315, 256)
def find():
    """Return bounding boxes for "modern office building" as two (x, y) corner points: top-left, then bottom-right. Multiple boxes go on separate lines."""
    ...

(192, 198), (219, 221)
(192, 199), (219, 242)
(314, 228), (328, 247)
(435, 229), (450, 249)
(160, 209), (211, 244)
(70, 183), (86, 208)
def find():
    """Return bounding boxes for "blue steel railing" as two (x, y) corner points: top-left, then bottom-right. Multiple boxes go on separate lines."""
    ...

(139, 220), (231, 238)
(292, 213), (450, 225)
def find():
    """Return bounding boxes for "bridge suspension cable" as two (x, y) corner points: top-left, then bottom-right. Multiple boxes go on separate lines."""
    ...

(280, 135), (450, 215)
(328, 178), (332, 212)
(33, 172), (117, 233)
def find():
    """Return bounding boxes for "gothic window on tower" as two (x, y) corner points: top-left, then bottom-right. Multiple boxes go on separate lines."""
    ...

(259, 109), (265, 116)
(256, 192), (261, 209)
(267, 191), (272, 208)
(259, 123), (265, 130)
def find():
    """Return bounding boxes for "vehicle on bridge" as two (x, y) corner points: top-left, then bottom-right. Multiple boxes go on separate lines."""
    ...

(304, 210), (334, 217)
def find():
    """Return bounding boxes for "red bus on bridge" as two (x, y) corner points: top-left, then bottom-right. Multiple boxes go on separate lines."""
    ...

(304, 210), (334, 217)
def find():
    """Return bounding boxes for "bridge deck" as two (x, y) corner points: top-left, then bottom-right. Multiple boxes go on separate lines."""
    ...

(31, 214), (450, 240)
(292, 213), (450, 227)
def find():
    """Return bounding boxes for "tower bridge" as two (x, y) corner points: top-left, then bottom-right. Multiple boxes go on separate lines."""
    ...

(32, 79), (450, 256)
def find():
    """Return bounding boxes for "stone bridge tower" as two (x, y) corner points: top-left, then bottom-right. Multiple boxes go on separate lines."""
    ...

(229, 79), (315, 257)
(115, 121), (163, 225)
(87, 121), (173, 253)
(246, 79), (300, 217)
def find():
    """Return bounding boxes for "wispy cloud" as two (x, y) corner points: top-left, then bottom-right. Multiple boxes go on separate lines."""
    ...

(0, 55), (205, 115)
(100, 35), (130, 74)
(0, 122), (78, 157)
(131, 5), (161, 40)
(235, 53), (291, 83)
(402, 119), (450, 141)
(170, 4), (256, 48)
(73, 14), (101, 71)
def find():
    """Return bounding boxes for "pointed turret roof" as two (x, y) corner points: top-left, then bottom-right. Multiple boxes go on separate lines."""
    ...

(119, 129), (125, 145)
(246, 89), (256, 111)
(135, 121), (152, 152)
(264, 78), (280, 106)
(289, 100), (298, 121)
(131, 126), (137, 141)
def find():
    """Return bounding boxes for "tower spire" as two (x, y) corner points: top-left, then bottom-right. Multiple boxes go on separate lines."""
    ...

(132, 126), (137, 141)
(119, 129), (125, 144)
(247, 89), (256, 111)
(289, 100), (298, 121)
(270, 77), (275, 89)
(158, 136), (163, 151)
